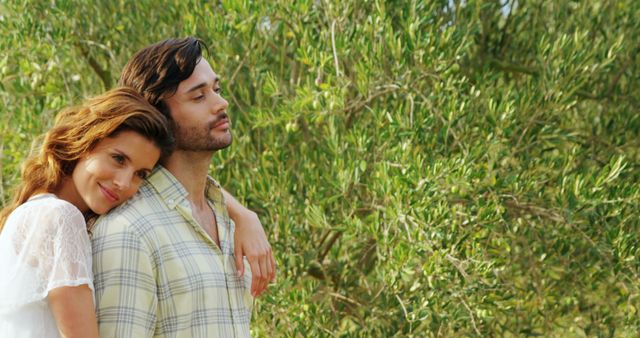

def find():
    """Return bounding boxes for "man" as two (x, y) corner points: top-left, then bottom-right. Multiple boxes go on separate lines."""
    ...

(91, 37), (274, 337)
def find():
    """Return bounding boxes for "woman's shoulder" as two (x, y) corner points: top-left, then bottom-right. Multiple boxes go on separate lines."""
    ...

(12, 194), (84, 227)
(23, 193), (79, 210)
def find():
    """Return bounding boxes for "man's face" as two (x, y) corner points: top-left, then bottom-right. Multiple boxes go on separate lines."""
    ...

(164, 58), (231, 152)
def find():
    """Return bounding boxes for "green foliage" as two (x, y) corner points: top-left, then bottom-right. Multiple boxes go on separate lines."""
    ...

(2, 0), (639, 336)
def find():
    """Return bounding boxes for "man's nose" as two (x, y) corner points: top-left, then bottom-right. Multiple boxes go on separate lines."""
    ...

(210, 91), (229, 115)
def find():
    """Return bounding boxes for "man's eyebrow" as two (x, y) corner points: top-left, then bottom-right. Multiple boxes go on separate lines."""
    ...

(185, 77), (220, 94)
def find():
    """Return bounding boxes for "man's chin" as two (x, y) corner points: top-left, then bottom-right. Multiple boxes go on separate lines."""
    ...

(216, 140), (232, 150)
(209, 133), (232, 150)
(206, 130), (232, 150)
(218, 132), (232, 148)
(174, 134), (232, 151)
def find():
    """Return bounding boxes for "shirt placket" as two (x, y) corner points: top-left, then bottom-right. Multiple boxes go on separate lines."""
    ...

(175, 200), (241, 337)
(210, 200), (244, 337)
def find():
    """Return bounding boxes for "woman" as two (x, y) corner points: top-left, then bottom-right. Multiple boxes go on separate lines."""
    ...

(0, 87), (174, 337)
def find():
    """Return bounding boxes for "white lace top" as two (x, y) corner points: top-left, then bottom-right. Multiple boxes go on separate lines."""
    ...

(0, 194), (94, 338)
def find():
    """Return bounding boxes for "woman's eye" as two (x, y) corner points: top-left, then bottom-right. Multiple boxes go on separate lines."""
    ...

(136, 171), (149, 180)
(194, 95), (205, 101)
(112, 154), (125, 164)
(214, 87), (222, 94)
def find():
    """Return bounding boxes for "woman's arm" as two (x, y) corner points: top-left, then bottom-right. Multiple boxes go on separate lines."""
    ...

(222, 188), (276, 297)
(48, 285), (99, 338)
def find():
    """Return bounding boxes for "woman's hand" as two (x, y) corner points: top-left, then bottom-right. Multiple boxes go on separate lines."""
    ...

(234, 211), (276, 297)
(223, 189), (276, 297)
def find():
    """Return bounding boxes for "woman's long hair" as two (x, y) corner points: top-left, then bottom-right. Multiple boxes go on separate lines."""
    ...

(0, 87), (174, 230)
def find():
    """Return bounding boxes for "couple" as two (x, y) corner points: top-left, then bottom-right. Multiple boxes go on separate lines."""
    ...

(0, 37), (274, 337)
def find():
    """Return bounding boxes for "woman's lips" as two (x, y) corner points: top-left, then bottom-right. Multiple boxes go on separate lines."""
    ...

(98, 184), (119, 202)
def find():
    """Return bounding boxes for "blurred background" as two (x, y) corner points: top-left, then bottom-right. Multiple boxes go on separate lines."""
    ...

(1, 0), (639, 336)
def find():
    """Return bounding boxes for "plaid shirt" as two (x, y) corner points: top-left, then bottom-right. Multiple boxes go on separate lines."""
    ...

(91, 166), (252, 338)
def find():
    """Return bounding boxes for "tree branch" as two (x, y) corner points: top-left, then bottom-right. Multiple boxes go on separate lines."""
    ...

(75, 42), (112, 89)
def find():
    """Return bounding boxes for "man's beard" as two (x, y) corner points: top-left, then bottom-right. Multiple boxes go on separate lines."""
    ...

(173, 117), (233, 152)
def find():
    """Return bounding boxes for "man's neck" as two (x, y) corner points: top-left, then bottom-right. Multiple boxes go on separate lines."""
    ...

(163, 150), (213, 209)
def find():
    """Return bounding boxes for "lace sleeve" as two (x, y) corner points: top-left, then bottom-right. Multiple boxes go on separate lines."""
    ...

(0, 196), (95, 313)
(23, 200), (94, 296)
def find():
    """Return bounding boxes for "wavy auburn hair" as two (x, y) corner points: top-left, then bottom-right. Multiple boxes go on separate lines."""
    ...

(0, 87), (174, 231)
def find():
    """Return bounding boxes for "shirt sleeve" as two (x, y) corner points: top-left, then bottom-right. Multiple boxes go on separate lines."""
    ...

(33, 201), (93, 296)
(91, 213), (157, 338)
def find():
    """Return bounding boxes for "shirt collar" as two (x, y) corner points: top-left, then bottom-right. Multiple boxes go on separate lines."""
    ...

(146, 165), (224, 209)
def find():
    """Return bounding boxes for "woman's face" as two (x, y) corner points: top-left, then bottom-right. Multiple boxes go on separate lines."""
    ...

(65, 130), (160, 214)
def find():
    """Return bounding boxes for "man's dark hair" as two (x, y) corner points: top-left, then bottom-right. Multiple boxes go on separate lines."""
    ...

(119, 36), (208, 118)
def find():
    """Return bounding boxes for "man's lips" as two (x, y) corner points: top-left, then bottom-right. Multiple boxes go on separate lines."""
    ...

(98, 184), (119, 202)
(210, 114), (230, 130)
(213, 121), (229, 129)
(212, 121), (230, 130)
